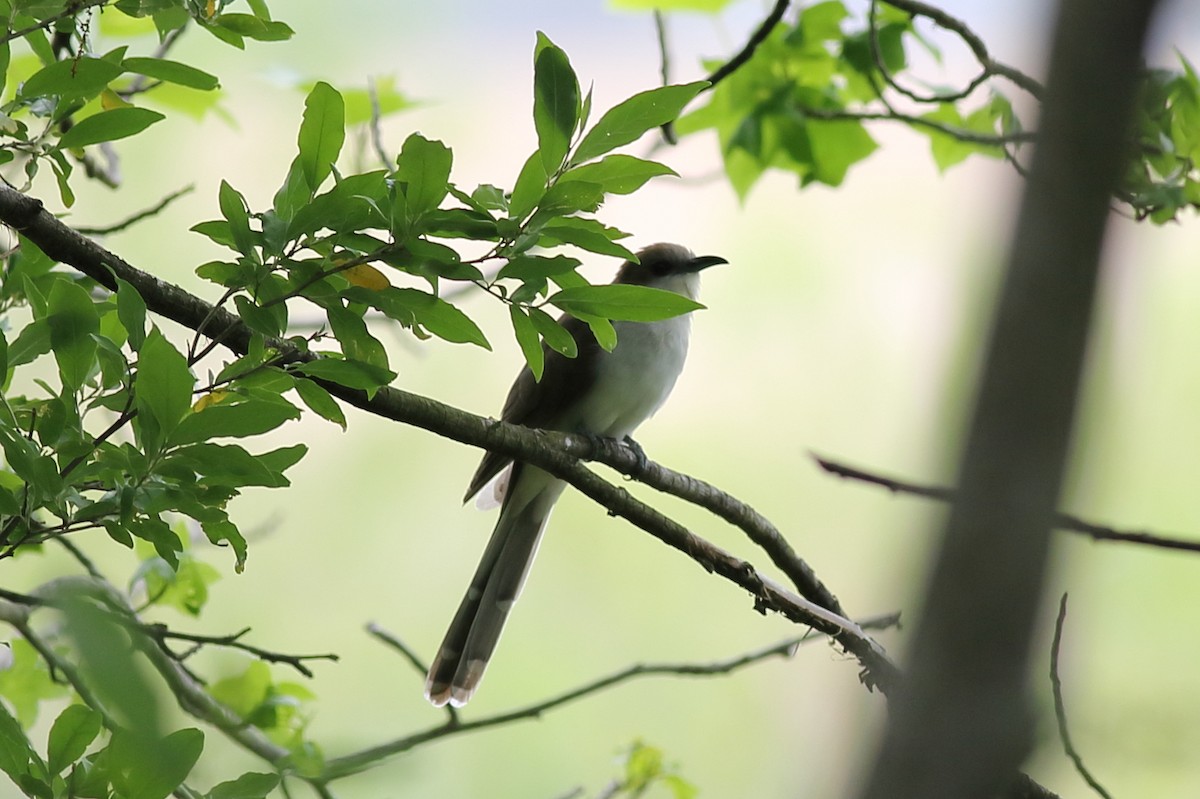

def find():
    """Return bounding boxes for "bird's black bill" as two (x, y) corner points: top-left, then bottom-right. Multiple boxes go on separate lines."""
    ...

(686, 254), (729, 272)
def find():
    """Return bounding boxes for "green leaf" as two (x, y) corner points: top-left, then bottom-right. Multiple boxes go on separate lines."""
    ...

(509, 305), (543, 381)
(211, 12), (293, 41)
(132, 555), (220, 616)
(135, 329), (194, 454)
(297, 81), (345, 192)
(170, 399), (300, 445)
(560, 154), (676, 194)
(272, 158), (309, 224)
(0, 639), (69, 727)
(550, 284), (703, 321)
(293, 358), (395, 392)
(0, 698), (36, 787)
(130, 516), (183, 569)
(217, 180), (256, 257)
(529, 306), (577, 358)
(207, 772), (281, 799)
(20, 56), (123, 101)
(388, 288), (489, 348)
(233, 295), (285, 338)
(340, 75), (413, 125)
(58, 107), (165, 149)
(294, 378), (346, 430)
(509, 151), (547, 220)
(169, 442), (289, 488)
(539, 217), (637, 261)
(7, 318), (51, 368)
(394, 132), (452, 220)
(806, 118), (877, 186)
(115, 277), (147, 351)
(211, 662), (271, 717)
(535, 179), (605, 218)
(111, 727), (204, 799)
(326, 304), (386, 364)
(498, 254), (581, 281)
(572, 81), (708, 165)
(201, 517), (248, 572)
(46, 278), (99, 391)
(121, 57), (219, 90)
(47, 705), (102, 776)
(533, 32), (579, 173)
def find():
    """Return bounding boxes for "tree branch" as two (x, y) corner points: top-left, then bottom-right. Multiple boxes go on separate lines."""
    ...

(704, 0), (790, 89)
(324, 613), (900, 782)
(881, 0), (1044, 99)
(1050, 595), (1113, 799)
(813, 454), (1200, 554)
(0, 185), (897, 693)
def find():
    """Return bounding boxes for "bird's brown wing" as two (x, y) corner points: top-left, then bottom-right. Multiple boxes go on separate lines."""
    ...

(462, 314), (602, 503)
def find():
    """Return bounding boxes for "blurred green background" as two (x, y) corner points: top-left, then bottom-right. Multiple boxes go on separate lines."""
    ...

(13, 0), (1200, 796)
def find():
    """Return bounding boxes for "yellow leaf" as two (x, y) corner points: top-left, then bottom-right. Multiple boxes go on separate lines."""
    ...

(343, 263), (390, 291)
(192, 390), (229, 412)
(100, 89), (133, 111)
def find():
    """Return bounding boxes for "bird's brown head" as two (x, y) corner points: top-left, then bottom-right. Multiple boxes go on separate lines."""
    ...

(614, 243), (728, 298)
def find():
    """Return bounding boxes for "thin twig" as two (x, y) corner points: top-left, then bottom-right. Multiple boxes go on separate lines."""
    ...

(367, 622), (459, 724)
(654, 11), (679, 145)
(142, 623), (340, 678)
(324, 614), (900, 781)
(881, 0), (1044, 99)
(365, 623), (429, 676)
(367, 77), (392, 172)
(704, 0), (790, 88)
(75, 185), (194, 235)
(813, 453), (1200, 554)
(56, 537), (103, 578)
(1051, 594), (1114, 799)
(123, 25), (189, 98)
(801, 106), (1035, 146)
(1, 0), (110, 44)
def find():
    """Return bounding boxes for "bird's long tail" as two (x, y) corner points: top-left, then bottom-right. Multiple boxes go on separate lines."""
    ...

(425, 467), (563, 707)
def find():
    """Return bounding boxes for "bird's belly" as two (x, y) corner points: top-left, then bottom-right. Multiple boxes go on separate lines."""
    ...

(567, 316), (691, 439)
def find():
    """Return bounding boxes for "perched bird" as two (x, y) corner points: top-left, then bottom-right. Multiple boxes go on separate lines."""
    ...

(425, 243), (728, 707)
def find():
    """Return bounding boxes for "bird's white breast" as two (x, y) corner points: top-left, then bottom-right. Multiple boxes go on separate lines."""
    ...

(568, 311), (693, 439)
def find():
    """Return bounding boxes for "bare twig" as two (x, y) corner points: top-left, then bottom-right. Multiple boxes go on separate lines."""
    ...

(800, 105), (1034, 146)
(881, 0), (1044, 99)
(367, 77), (392, 172)
(1, 0), (110, 44)
(324, 614), (900, 781)
(143, 623), (340, 678)
(813, 453), (1200, 554)
(123, 25), (189, 98)
(368, 623), (459, 724)
(1051, 594), (1114, 799)
(704, 0), (790, 89)
(75, 185), (194, 235)
(366, 623), (429, 676)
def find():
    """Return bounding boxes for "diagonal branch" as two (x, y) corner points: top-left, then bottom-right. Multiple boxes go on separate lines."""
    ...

(0, 185), (897, 693)
(704, 0), (790, 89)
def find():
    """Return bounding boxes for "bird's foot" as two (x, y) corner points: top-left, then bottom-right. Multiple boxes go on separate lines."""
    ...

(622, 435), (649, 472)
